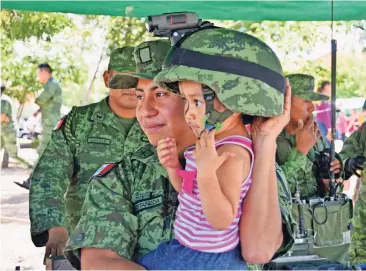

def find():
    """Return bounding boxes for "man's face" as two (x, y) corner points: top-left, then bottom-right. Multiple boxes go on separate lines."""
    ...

(37, 69), (50, 84)
(135, 78), (188, 146)
(290, 95), (315, 124)
(104, 70), (138, 110)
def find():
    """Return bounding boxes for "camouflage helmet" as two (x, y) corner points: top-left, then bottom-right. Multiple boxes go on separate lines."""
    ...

(287, 73), (328, 101)
(154, 28), (286, 117)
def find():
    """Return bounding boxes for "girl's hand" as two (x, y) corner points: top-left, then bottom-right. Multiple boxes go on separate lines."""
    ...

(157, 137), (180, 169)
(194, 129), (235, 175)
(251, 79), (291, 142)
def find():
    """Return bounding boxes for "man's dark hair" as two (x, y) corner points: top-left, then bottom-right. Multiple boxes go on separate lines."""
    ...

(320, 81), (331, 90)
(38, 63), (53, 73)
(1, 85), (5, 94)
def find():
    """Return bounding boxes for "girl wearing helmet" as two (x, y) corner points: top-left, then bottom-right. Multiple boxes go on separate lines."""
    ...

(138, 27), (288, 270)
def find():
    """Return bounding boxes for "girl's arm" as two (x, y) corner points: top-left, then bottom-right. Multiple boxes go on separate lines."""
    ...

(166, 167), (183, 192)
(195, 130), (251, 230)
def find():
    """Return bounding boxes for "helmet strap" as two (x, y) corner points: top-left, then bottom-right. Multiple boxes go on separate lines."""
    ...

(202, 86), (233, 131)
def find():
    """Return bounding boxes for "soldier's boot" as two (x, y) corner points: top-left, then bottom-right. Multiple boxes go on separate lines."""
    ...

(14, 178), (31, 190)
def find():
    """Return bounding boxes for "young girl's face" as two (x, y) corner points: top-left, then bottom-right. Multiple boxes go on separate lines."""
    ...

(179, 81), (206, 137)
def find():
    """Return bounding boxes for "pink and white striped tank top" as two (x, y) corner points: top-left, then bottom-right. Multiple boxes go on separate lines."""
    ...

(174, 135), (254, 253)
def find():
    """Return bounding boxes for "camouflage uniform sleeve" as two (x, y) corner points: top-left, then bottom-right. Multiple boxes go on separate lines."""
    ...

(276, 136), (313, 194)
(29, 108), (77, 246)
(64, 159), (138, 269)
(339, 123), (366, 162)
(272, 164), (296, 259)
(1, 100), (12, 117)
(35, 82), (59, 107)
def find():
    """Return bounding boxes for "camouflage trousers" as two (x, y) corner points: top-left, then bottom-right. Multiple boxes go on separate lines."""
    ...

(350, 191), (366, 265)
(1, 127), (31, 167)
(38, 121), (56, 155)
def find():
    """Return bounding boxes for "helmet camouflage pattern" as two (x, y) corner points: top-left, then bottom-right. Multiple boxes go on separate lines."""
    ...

(154, 28), (286, 117)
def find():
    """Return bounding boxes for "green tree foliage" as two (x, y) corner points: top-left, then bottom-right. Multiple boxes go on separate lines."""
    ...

(1, 10), (89, 103)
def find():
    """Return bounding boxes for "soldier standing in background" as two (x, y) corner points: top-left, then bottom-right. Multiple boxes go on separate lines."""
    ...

(1, 84), (31, 168)
(35, 63), (63, 154)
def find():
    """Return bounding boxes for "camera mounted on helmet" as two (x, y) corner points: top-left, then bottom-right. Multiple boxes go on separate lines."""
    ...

(145, 12), (214, 45)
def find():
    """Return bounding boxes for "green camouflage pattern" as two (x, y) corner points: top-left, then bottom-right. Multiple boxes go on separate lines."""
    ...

(108, 46), (136, 73)
(276, 130), (329, 197)
(287, 74), (328, 101)
(29, 98), (138, 246)
(64, 138), (177, 269)
(277, 130), (351, 264)
(108, 40), (171, 89)
(1, 95), (31, 167)
(155, 28), (285, 117)
(35, 77), (62, 154)
(273, 163), (296, 259)
(339, 122), (366, 265)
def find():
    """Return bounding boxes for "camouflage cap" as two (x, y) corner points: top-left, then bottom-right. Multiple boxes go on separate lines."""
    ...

(108, 40), (170, 89)
(108, 46), (135, 73)
(287, 74), (328, 101)
(154, 28), (286, 117)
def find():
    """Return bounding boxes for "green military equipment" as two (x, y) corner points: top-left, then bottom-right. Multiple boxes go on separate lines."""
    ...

(155, 27), (286, 117)
(287, 74), (328, 101)
(146, 12), (214, 45)
(108, 40), (171, 90)
(276, 128), (352, 265)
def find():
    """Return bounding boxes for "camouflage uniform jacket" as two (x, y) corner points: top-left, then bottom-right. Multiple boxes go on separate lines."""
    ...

(1, 94), (16, 127)
(64, 138), (177, 269)
(273, 163), (296, 259)
(339, 122), (366, 264)
(29, 97), (139, 246)
(35, 77), (62, 120)
(276, 130), (328, 198)
(64, 157), (294, 269)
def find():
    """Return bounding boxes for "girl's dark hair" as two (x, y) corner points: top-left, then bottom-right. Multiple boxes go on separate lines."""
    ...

(241, 114), (254, 125)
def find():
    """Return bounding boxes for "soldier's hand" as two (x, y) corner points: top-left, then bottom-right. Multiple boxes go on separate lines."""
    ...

(345, 155), (365, 178)
(157, 137), (180, 169)
(295, 114), (321, 155)
(1, 113), (10, 123)
(44, 227), (69, 262)
(330, 158), (342, 174)
(251, 79), (291, 141)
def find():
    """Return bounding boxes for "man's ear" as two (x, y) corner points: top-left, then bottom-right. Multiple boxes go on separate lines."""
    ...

(103, 71), (110, 88)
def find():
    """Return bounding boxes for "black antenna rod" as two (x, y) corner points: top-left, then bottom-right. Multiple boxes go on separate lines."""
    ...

(329, 0), (337, 199)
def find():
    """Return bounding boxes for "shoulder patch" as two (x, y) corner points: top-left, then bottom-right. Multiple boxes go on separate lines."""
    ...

(54, 115), (67, 131)
(93, 163), (117, 178)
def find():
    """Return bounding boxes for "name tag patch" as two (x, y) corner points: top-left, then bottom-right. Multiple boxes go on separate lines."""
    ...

(87, 137), (111, 145)
(134, 196), (163, 213)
